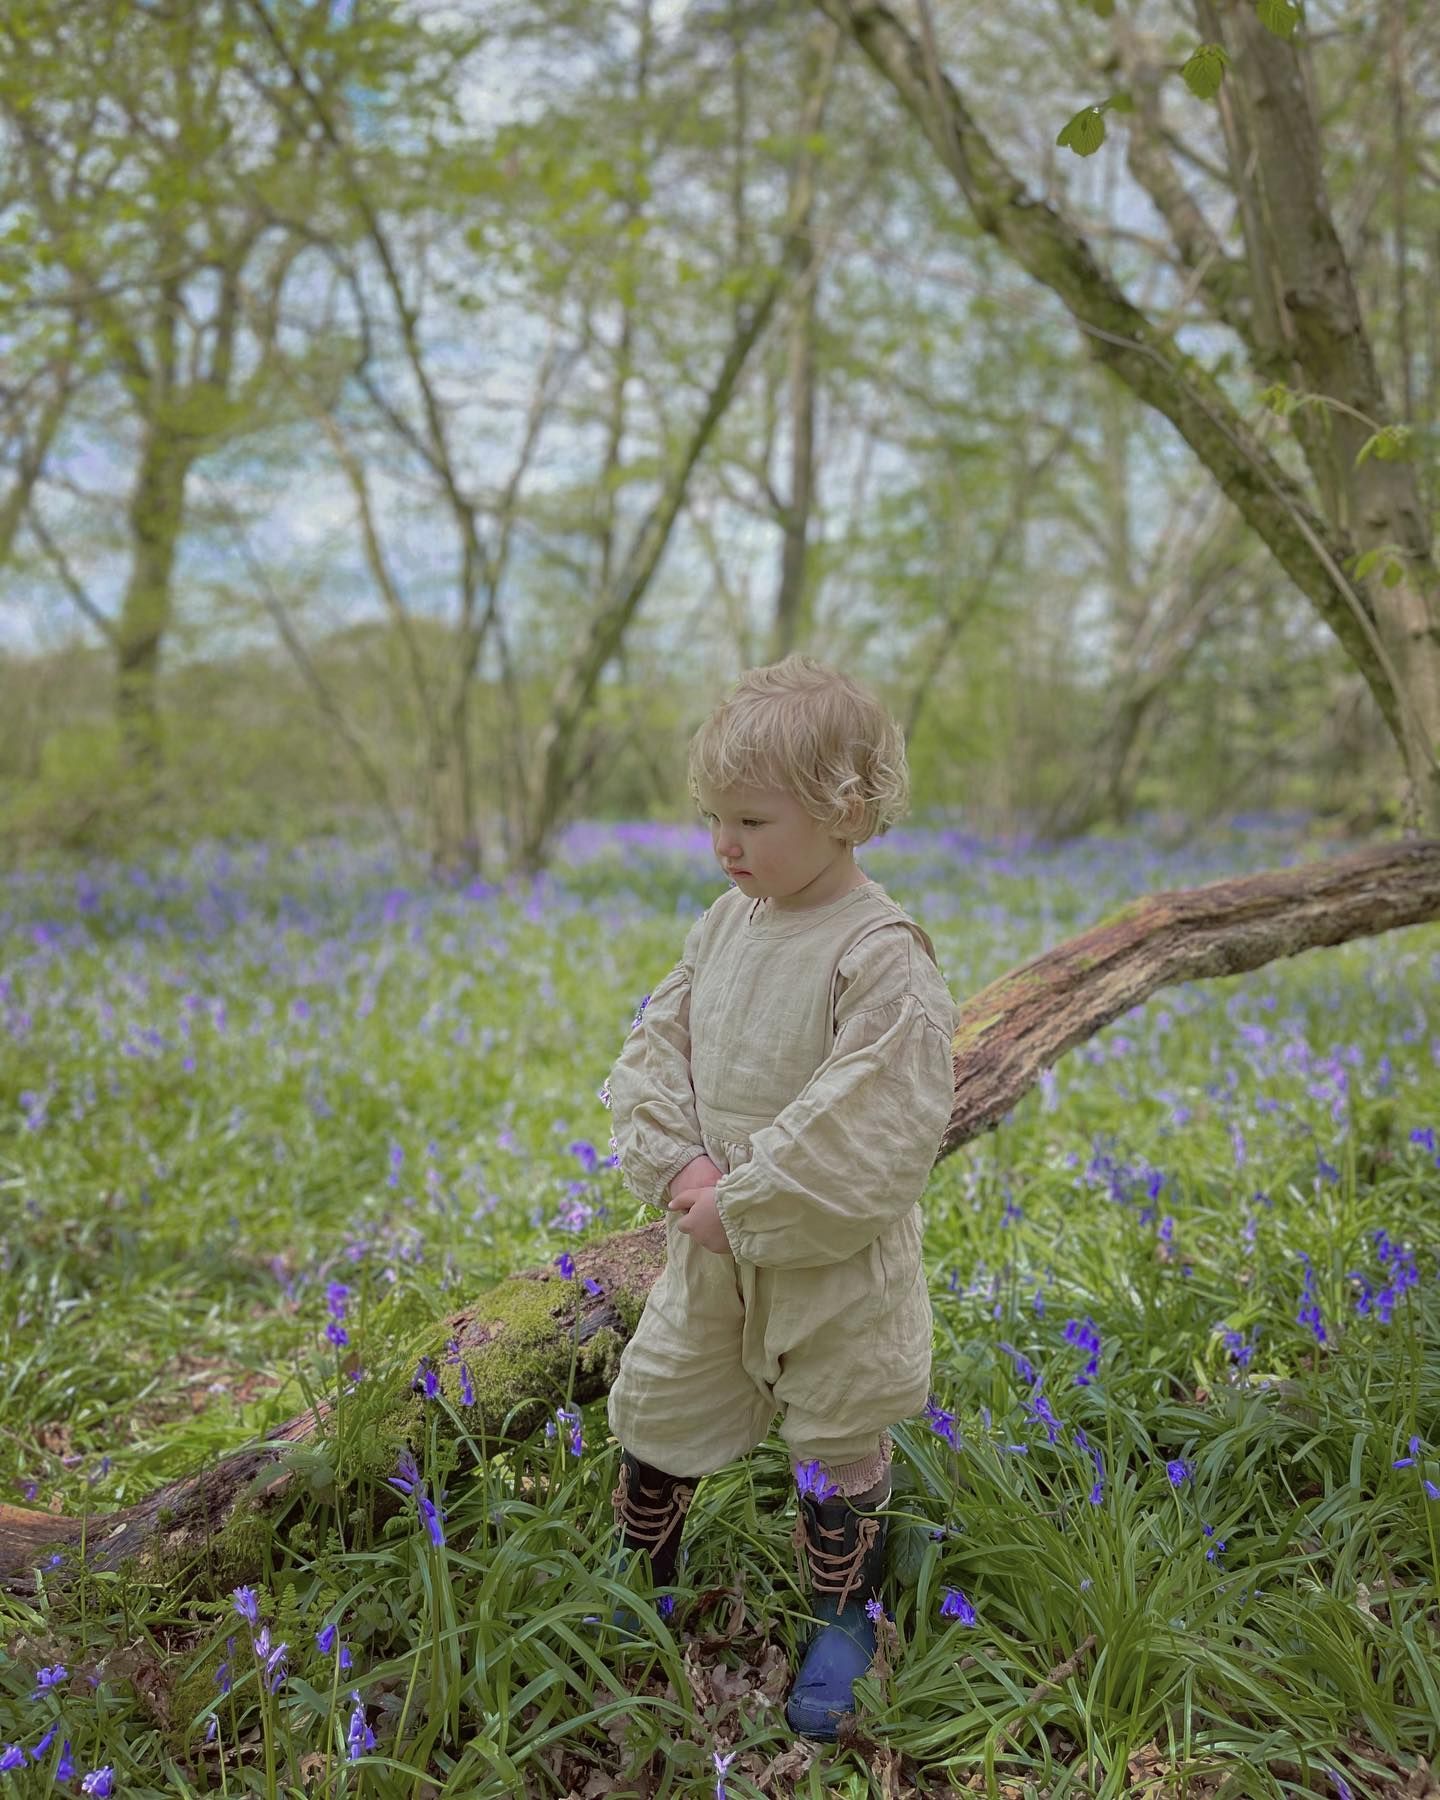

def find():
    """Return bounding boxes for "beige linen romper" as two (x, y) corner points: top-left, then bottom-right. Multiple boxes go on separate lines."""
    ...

(604, 878), (959, 1477)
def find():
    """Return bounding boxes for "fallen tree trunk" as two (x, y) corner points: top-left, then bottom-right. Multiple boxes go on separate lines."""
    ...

(4, 838), (1437, 1592)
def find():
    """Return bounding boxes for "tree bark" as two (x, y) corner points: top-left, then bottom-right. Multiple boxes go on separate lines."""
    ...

(3, 838), (1436, 1593)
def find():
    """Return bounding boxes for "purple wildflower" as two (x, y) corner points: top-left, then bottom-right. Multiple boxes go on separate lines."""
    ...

(1296, 1253), (1326, 1345)
(554, 1252), (577, 1279)
(795, 1460), (839, 1502)
(30, 1664), (66, 1700)
(56, 1741), (75, 1783)
(1329, 1773), (1353, 1800)
(1062, 1316), (1102, 1385)
(31, 1723), (57, 1763)
(939, 1587), (978, 1625)
(714, 1750), (736, 1800)
(1025, 1391), (1063, 1445)
(1165, 1458), (1193, 1488)
(346, 1691), (375, 1760)
(555, 1404), (584, 1458)
(1393, 1436), (1422, 1469)
(232, 1585), (260, 1626)
(387, 1449), (421, 1496)
(0, 1748), (25, 1772)
(316, 1623), (337, 1655)
(865, 1598), (885, 1623)
(923, 1397), (961, 1448)
(998, 1342), (1038, 1386)
(418, 1494), (446, 1548)
(459, 1363), (475, 1407)
(81, 1769), (115, 1797)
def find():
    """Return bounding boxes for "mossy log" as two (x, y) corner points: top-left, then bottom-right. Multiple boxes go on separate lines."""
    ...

(2, 838), (1437, 1594)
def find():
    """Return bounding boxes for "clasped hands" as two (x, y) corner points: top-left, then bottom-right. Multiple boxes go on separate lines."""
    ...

(665, 1154), (732, 1255)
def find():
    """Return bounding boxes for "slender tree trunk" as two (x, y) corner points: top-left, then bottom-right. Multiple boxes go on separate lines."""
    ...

(1200, 0), (1440, 829)
(115, 423), (194, 770)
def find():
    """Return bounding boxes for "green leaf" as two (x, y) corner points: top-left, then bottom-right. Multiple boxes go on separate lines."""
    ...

(1352, 547), (1385, 582)
(1355, 424), (1412, 466)
(1256, 0), (1302, 37)
(1106, 90), (1136, 114)
(1258, 382), (1296, 417)
(1382, 558), (1406, 588)
(1057, 107), (1107, 157)
(1181, 44), (1230, 100)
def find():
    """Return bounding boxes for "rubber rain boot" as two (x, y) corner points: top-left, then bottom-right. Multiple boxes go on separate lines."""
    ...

(784, 1486), (889, 1739)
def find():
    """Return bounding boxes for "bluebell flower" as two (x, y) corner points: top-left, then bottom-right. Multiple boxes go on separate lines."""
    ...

(30, 1664), (66, 1700)
(459, 1363), (475, 1407)
(347, 1691), (375, 1760)
(1296, 1252), (1326, 1345)
(316, 1623), (337, 1655)
(1062, 1317), (1102, 1385)
(387, 1449), (421, 1496)
(795, 1460), (838, 1501)
(657, 1594), (675, 1619)
(713, 1750), (735, 1800)
(939, 1587), (977, 1625)
(923, 1397), (961, 1448)
(1165, 1458), (1193, 1487)
(555, 1404), (583, 1458)
(1328, 1772), (1353, 1800)
(998, 1342), (1038, 1386)
(1025, 1391), (1063, 1445)
(583, 1277), (604, 1297)
(418, 1495), (446, 1548)
(232, 1585), (260, 1626)
(56, 1741), (75, 1783)
(0, 1747), (25, 1772)
(1393, 1435), (1422, 1469)
(1425, 1479), (1440, 1502)
(554, 1252), (577, 1279)
(31, 1723), (58, 1762)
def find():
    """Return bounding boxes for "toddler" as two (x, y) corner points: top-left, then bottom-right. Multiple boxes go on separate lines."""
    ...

(602, 654), (958, 1739)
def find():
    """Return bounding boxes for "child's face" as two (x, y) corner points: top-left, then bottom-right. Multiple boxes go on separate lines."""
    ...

(697, 782), (857, 910)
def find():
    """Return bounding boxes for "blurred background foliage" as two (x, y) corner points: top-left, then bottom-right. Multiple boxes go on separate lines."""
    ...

(0, 0), (1433, 868)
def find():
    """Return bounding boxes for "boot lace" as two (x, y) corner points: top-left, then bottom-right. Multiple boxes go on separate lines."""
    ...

(611, 1459), (695, 1552)
(793, 1510), (881, 1613)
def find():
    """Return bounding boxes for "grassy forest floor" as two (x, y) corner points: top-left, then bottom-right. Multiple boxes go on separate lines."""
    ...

(0, 815), (1437, 1799)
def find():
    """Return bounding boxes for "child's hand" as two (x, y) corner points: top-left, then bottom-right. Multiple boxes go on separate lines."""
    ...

(667, 1153), (723, 1202)
(667, 1184), (732, 1255)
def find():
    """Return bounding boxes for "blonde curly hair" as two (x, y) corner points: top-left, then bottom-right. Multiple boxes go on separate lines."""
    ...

(686, 654), (910, 847)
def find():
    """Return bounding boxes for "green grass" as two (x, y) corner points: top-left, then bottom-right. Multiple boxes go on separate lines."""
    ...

(0, 823), (1436, 1797)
